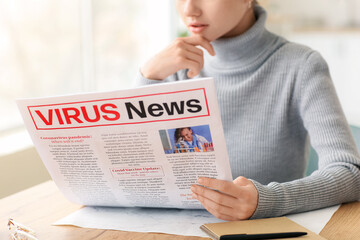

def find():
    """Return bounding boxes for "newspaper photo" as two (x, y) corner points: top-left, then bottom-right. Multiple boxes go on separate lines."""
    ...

(17, 77), (233, 209)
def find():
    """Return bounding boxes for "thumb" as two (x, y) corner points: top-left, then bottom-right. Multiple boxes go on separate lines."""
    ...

(187, 69), (199, 78)
(187, 70), (194, 78)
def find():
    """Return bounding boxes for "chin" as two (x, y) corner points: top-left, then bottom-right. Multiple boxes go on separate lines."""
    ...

(191, 32), (214, 42)
(203, 34), (221, 42)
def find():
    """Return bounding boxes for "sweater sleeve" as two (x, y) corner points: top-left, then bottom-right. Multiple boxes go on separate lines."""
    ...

(250, 51), (360, 219)
(133, 68), (188, 87)
(133, 70), (163, 86)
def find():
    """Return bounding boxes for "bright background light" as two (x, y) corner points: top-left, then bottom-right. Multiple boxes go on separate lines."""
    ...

(0, 0), (177, 135)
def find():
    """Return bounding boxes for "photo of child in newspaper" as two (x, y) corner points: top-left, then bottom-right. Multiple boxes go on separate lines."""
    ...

(159, 125), (214, 154)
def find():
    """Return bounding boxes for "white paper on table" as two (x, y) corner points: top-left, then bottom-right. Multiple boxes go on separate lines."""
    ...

(54, 204), (339, 237)
(54, 207), (223, 237)
(287, 204), (340, 234)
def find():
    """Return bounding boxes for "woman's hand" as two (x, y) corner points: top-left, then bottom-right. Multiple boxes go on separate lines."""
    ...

(191, 176), (258, 221)
(140, 35), (215, 80)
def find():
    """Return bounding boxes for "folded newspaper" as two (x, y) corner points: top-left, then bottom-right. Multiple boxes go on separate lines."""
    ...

(17, 77), (233, 209)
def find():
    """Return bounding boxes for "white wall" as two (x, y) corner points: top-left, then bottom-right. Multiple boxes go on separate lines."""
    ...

(263, 0), (360, 31)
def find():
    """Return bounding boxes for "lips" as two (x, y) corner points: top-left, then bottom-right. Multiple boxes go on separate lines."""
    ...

(189, 23), (208, 33)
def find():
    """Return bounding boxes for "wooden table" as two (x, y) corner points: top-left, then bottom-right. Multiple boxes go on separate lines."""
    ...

(0, 181), (359, 240)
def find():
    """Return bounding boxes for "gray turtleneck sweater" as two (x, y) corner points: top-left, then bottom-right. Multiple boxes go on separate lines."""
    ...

(135, 6), (360, 219)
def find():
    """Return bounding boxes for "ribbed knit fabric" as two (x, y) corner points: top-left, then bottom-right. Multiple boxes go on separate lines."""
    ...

(135, 6), (360, 219)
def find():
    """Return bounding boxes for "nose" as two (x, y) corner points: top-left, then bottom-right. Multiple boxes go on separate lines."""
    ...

(183, 0), (201, 17)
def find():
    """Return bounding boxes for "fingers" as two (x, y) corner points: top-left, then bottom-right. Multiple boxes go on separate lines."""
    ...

(201, 201), (237, 221)
(140, 35), (214, 80)
(173, 35), (214, 78)
(183, 45), (204, 77)
(182, 35), (216, 56)
(192, 177), (259, 220)
(172, 39), (206, 78)
(183, 43), (204, 56)
(184, 51), (204, 69)
(181, 58), (201, 78)
(193, 191), (237, 221)
(198, 177), (241, 198)
(191, 184), (236, 207)
(192, 185), (249, 221)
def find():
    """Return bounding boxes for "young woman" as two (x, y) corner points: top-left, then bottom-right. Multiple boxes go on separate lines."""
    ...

(135, 0), (360, 220)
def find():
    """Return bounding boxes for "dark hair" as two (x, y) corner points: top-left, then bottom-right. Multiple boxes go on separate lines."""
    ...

(174, 127), (192, 143)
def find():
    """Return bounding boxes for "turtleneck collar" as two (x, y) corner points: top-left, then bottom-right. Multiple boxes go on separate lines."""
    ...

(204, 6), (281, 73)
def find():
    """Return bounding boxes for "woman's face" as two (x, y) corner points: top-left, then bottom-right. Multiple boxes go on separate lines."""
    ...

(180, 128), (193, 142)
(176, 0), (253, 41)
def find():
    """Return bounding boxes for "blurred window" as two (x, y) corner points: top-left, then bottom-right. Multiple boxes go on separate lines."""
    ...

(0, 0), (176, 134)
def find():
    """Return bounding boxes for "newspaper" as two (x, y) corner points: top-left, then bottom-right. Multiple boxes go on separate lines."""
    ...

(17, 77), (233, 209)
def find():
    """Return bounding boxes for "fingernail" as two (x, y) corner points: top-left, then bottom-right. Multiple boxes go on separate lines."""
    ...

(192, 193), (197, 199)
(198, 178), (204, 184)
(191, 186), (196, 192)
